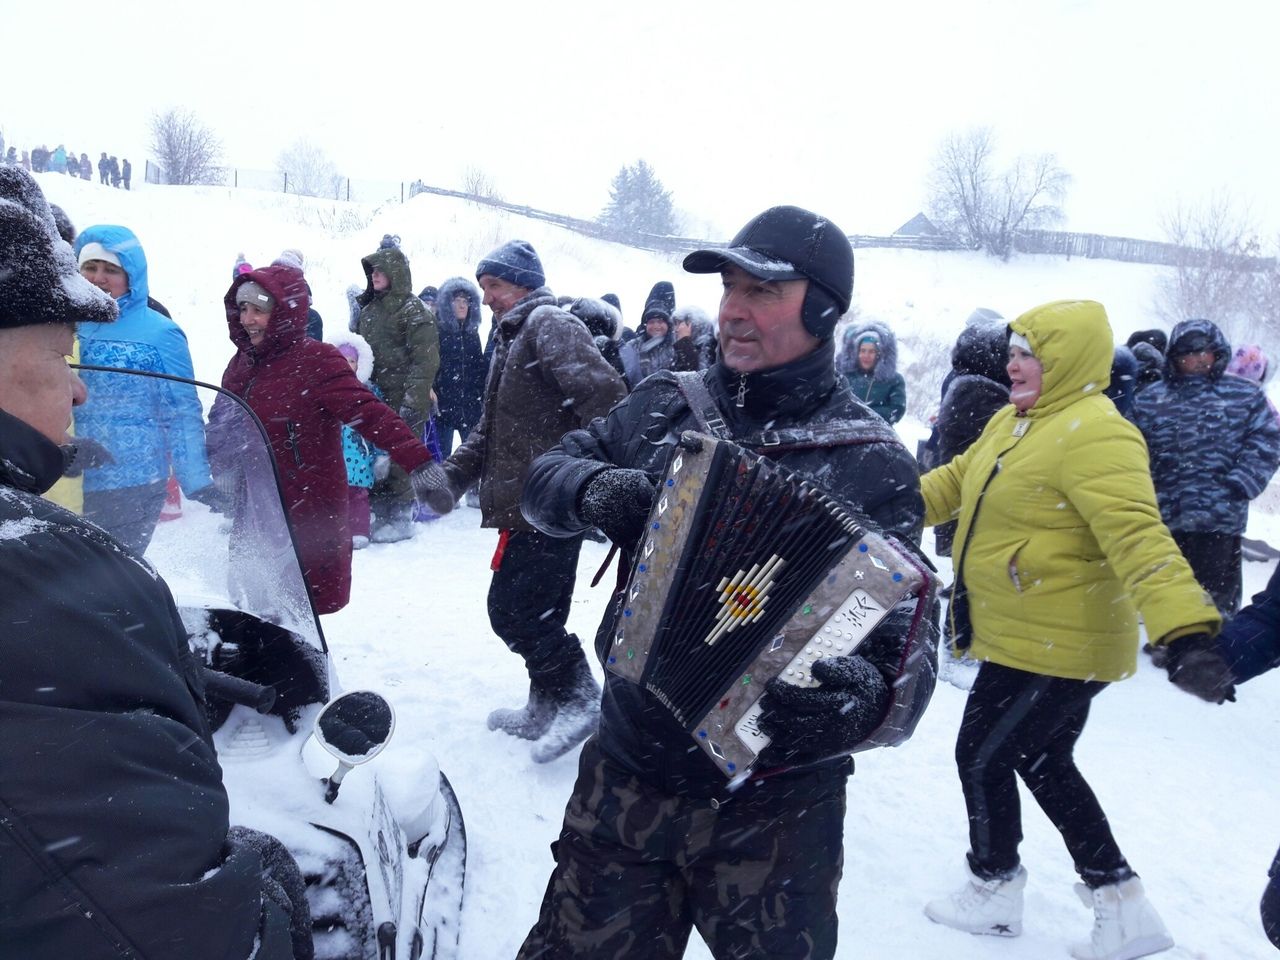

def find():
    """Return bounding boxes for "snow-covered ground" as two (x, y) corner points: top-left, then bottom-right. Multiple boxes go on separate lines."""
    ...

(35, 174), (1280, 958)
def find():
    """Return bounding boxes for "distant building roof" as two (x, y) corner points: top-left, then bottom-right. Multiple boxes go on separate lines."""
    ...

(894, 213), (941, 236)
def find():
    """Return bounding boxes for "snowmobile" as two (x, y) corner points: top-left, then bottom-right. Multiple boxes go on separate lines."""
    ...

(75, 366), (466, 960)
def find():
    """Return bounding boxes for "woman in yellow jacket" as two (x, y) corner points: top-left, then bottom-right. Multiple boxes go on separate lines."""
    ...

(921, 301), (1222, 960)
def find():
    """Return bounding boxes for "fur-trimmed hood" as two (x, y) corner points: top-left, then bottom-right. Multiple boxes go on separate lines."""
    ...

(326, 328), (375, 383)
(951, 321), (1011, 386)
(567, 296), (622, 340)
(672, 304), (716, 343)
(838, 319), (899, 380)
(435, 276), (483, 335)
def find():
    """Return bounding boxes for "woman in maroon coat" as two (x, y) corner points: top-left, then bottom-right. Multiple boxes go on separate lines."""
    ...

(213, 262), (433, 614)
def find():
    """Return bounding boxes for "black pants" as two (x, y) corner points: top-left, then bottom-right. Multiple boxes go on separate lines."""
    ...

(436, 416), (476, 459)
(957, 661), (1133, 888)
(519, 737), (846, 960)
(1263, 844), (1280, 949)
(82, 480), (168, 556)
(487, 530), (586, 690)
(1172, 530), (1243, 616)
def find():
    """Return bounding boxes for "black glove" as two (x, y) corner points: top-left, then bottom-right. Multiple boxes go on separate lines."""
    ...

(61, 437), (114, 477)
(1163, 633), (1236, 704)
(187, 484), (230, 515)
(756, 654), (890, 764)
(225, 826), (314, 960)
(577, 468), (655, 546)
(410, 460), (456, 515)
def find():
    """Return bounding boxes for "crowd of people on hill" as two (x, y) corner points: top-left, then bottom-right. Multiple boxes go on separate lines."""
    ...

(1, 132), (133, 189)
(2, 161), (1279, 959)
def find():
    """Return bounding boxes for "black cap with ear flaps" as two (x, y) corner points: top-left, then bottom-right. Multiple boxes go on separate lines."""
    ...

(683, 204), (854, 340)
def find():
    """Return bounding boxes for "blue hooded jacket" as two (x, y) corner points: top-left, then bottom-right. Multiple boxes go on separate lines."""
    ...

(73, 225), (212, 495)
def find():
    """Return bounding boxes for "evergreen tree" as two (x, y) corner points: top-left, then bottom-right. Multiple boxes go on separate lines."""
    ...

(598, 159), (678, 236)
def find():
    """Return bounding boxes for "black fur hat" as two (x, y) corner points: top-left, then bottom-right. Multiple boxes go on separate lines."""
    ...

(0, 167), (116, 329)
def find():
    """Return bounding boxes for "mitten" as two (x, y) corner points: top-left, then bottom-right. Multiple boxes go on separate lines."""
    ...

(577, 468), (655, 546)
(756, 654), (890, 764)
(410, 460), (456, 515)
(1163, 633), (1237, 704)
(61, 437), (114, 477)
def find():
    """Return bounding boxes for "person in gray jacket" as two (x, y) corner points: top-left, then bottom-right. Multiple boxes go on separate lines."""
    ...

(414, 240), (627, 764)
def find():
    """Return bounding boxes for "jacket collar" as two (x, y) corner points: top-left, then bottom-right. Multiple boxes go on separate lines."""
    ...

(498, 287), (556, 338)
(0, 408), (69, 495)
(711, 340), (838, 423)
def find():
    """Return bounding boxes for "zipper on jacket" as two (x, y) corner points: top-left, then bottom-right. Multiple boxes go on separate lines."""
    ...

(285, 420), (303, 466)
(735, 373), (747, 408)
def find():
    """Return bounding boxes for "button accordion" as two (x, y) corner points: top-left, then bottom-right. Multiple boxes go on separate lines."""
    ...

(605, 432), (934, 779)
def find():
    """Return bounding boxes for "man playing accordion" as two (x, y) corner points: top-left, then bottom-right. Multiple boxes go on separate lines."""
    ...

(518, 205), (937, 960)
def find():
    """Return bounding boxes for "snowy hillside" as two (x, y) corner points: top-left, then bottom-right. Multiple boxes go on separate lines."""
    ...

(36, 175), (1280, 959)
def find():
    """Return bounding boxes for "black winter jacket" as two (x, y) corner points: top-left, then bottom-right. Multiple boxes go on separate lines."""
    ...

(0, 409), (293, 959)
(523, 347), (926, 797)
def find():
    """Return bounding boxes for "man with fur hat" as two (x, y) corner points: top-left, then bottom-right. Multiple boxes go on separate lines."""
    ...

(0, 167), (310, 958)
(355, 238), (440, 541)
(413, 239), (627, 765)
(515, 205), (933, 959)
(618, 280), (678, 388)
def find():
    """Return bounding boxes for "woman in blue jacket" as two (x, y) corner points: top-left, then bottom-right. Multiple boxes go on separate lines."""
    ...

(74, 224), (215, 554)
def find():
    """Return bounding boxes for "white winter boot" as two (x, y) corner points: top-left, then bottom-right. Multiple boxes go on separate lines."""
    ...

(487, 683), (556, 741)
(924, 864), (1026, 937)
(530, 660), (601, 764)
(1070, 877), (1173, 960)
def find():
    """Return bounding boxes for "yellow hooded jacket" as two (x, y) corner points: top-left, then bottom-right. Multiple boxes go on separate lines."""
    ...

(922, 300), (1220, 682)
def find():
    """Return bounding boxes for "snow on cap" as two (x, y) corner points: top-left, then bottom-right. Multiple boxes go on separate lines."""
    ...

(0, 166), (117, 328)
(77, 241), (122, 270)
(682, 204), (854, 315)
(236, 280), (276, 314)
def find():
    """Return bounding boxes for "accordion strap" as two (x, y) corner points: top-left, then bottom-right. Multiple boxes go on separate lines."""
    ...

(674, 371), (903, 451)
(674, 371), (732, 440)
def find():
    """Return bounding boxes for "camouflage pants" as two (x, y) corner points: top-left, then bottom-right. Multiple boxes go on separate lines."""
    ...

(518, 737), (848, 960)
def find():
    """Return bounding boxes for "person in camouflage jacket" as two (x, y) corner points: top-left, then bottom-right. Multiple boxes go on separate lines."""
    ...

(1133, 317), (1280, 614)
(355, 237), (440, 540)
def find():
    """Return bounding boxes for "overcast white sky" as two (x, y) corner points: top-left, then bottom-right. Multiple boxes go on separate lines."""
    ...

(4, 0), (1279, 240)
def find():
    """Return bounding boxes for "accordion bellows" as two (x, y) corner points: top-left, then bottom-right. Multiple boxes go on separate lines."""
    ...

(606, 432), (931, 778)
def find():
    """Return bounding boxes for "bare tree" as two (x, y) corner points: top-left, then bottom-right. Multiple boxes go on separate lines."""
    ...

(147, 108), (224, 186)
(927, 127), (1071, 259)
(277, 139), (343, 199)
(1152, 195), (1277, 345)
(461, 165), (502, 202)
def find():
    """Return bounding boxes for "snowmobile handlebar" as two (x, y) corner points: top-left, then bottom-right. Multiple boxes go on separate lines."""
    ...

(202, 667), (278, 715)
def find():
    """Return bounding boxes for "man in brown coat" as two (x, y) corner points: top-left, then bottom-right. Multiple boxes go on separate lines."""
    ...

(418, 239), (627, 763)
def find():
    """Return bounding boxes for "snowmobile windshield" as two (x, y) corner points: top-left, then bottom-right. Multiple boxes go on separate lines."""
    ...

(71, 365), (326, 655)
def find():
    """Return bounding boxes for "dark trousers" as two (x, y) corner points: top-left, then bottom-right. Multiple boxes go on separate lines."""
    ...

(487, 530), (586, 690)
(957, 661), (1133, 888)
(1264, 844), (1280, 949)
(82, 480), (168, 556)
(1172, 530), (1243, 616)
(519, 737), (846, 960)
(436, 416), (476, 459)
